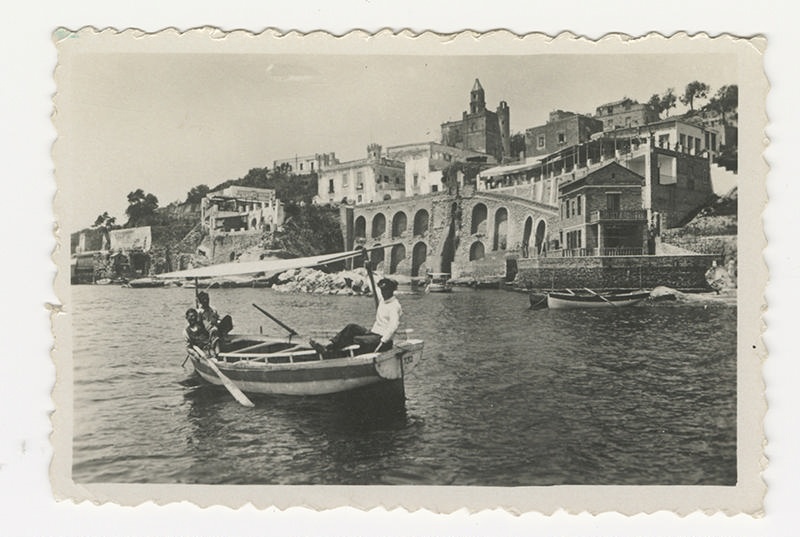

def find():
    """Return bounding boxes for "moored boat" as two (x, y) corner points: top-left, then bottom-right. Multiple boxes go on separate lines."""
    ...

(546, 289), (650, 309)
(425, 272), (453, 293)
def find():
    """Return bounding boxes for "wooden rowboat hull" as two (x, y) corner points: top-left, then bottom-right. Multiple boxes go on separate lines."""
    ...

(547, 291), (650, 309)
(189, 339), (424, 396)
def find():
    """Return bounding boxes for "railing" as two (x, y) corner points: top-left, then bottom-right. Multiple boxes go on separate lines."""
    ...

(547, 247), (645, 258)
(588, 210), (647, 223)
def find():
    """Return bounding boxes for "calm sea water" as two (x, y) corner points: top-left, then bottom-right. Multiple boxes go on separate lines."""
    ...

(70, 285), (736, 486)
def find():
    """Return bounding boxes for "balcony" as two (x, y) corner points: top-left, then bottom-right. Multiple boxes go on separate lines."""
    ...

(588, 210), (647, 223)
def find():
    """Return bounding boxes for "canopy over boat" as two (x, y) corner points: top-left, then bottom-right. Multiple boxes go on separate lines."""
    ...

(156, 243), (393, 280)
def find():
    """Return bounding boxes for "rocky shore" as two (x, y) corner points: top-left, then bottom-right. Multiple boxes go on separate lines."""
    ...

(272, 267), (414, 295)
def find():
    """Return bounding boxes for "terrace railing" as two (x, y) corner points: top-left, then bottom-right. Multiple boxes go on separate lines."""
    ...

(588, 210), (647, 223)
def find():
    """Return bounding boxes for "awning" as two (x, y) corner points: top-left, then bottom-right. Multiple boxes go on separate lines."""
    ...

(479, 161), (543, 179)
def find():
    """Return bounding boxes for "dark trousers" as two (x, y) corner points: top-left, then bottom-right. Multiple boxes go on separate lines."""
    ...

(330, 323), (392, 351)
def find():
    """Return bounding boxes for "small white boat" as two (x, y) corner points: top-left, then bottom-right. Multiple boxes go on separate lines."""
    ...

(425, 272), (453, 293)
(546, 289), (650, 309)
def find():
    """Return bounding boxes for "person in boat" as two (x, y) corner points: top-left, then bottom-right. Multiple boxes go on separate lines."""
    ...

(196, 291), (233, 351)
(184, 308), (211, 358)
(310, 278), (402, 357)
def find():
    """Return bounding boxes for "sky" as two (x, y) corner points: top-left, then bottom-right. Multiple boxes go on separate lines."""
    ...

(57, 52), (736, 229)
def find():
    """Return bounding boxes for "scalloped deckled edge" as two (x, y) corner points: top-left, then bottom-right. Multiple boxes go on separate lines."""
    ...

(50, 28), (768, 516)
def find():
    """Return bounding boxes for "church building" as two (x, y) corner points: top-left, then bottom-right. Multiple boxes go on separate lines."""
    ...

(440, 79), (511, 163)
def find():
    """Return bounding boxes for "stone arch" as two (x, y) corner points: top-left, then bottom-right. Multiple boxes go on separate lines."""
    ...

(411, 241), (427, 277)
(471, 203), (488, 235)
(354, 215), (366, 239)
(469, 241), (485, 261)
(413, 209), (429, 236)
(522, 216), (533, 258)
(251, 218), (258, 230)
(371, 244), (385, 271)
(392, 211), (407, 238)
(535, 219), (547, 255)
(492, 207), (509, 251)
(371, 213), (386, 239)
(389, 244), (406, 274)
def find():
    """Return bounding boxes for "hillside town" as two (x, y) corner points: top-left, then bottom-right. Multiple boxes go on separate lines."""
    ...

(70, 79), (738, 292)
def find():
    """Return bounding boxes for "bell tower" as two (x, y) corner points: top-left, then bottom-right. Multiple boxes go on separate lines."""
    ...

(470, 78), (486, 114)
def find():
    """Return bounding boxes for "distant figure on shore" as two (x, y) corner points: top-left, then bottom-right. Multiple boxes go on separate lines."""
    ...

(184, 308), (211, 358)
(310, 278), (402, 357)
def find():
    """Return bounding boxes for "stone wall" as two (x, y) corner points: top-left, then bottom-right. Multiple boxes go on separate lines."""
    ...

(515, 254), (716, 291)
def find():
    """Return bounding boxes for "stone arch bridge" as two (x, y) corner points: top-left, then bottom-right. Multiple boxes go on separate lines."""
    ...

(339, 189), (558, 280)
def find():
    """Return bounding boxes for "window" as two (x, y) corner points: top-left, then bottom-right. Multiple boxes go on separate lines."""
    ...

(711, 132), (717, 151)
(625, 117), (631, 127)
(695, 137), (701, 152)
(310, 162), (315, 171)
(342, 172), (349, 187)
(577, 195), (582, 216)
(357, 194), (362, 203)
(538, 135), (545, 148)
(659, 134), (670, 148)
(431, 185), (438, 192)
(687, 137), (694, 152)
(679, 134), (687, 148)
(558, 132), (566, 144)
(607, 106), (613, 114)
(606, 192), (621, 212)
(413, 173), (419, 187)
(394, 175), (400, 185)
(328, 179), (334, 194)
(299, 163), (303, 171)
(356, 171), (363, 186)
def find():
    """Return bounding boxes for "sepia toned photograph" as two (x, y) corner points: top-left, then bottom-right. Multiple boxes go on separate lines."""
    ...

(50, 29), (767, 513)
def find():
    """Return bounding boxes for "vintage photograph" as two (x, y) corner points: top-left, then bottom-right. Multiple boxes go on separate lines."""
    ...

(51, 30), (766, 512)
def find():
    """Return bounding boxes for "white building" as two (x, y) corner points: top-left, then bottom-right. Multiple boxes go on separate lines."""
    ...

(385, 142), (496, 197)
(273, 152), (339, 174)
(316, 144), (406, 205)
(201, 186), (284, 235)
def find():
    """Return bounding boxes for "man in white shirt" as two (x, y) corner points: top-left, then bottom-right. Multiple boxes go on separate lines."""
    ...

(310, 278), (402, 356)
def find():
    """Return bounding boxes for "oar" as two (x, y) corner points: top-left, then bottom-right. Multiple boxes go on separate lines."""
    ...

(361, 249), (380, 309)
(252, 303), (299, 339)
(192, 345), (254, 407)
(584, 287), (618, 307)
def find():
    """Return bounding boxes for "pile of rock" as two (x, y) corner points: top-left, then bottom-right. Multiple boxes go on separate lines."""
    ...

(272, 267), (378, 295)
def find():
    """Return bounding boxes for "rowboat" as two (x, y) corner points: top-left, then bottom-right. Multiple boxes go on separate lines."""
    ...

(425, 272), (452, 293)
(190, 333), (423, 396)
(156, 243), (423, 406)
(546, 289), (650, 309)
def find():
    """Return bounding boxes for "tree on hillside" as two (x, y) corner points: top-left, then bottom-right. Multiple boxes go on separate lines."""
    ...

(267, 203), (343, 257)
(706, 84), (738, 123)
(442, 161), (484, 193)
(509, 132), (526, 159)
(680, 81), (710, 112)
(125, 188), (159, 227)
(186, 184), (210, 204)
(93, 211), (117, 229)
(647, 88), (678, 118)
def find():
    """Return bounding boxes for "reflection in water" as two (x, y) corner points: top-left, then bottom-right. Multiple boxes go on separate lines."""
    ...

(72, 286), (736, 485)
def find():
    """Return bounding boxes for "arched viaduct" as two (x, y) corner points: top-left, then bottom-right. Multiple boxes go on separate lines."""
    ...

(339, 189), (559, 280)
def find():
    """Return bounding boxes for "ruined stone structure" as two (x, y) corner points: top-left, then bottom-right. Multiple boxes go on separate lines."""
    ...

(595, 98), (660, 132)
(440, 79), (511, 163)
(339, 188), (558, 280)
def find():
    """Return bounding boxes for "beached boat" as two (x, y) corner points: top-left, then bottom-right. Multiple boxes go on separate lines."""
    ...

(156, 244), (423, 406)
(425, 272), (453, 293)
(546, 289), (650, 309)
(126, 277), (165, 288)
